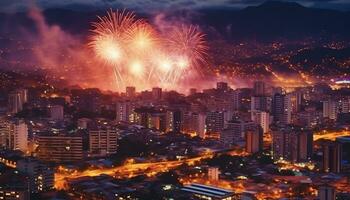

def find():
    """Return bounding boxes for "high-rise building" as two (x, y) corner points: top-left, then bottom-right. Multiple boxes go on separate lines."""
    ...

(181, 112), (206, 137)
(8, 89), (27, 114)
(133, 107), (166, 130)
(165, 109), (181, 133)
(336, 136), (350, 170)
(16, 158), (54, 193)
(231, 90), (241, 111)
(339, 97), (350, 113)
(208, 167), (220, 181)
(271, 87), (283, 97)
(220, 128), (234, 146)
(272, 126), (313, 162)
(152, 87), (162, 100)
(206, 111), (225, 134)
(290, 90), (303, 113)
(89, 127), (118, 156)
(49, 105), (64, 121)
(217, 82), (228, 91)
(226, 120), (256, 139)
(251, 96), (271, 112)
(126, 86), (136, 98)
(148, 113), (166, 131)
(322, 141), (342, 173)
(323, 100), (338, 120)
(36, 133), (83, 162)
(71, 89), (101, 113)
(251, 111), (270, 133)
(246, 127), (263, 154)
(318, 185), (336, 200)
(272, 93), (291, 125)
(77, 118), (92, 129)
(16, 89), (28, 103)
(192, 113), (206, 138)
(253, 81), (266, 96)
(116, 101), (134, 122)
(8, 120), (28, 153)
(0, 170), (29, 200)
(0, 118), (10, 149)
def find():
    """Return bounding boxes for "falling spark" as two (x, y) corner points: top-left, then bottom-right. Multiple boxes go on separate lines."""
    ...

(89, 10), (208, 91)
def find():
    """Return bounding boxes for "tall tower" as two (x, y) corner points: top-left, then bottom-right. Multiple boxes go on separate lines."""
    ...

(322, 141), (342, 173)
(272, 93), (291, 125)
(9, 120), (28, 153)
(116, 101), (134, 122)
(253, 81), (266, 96)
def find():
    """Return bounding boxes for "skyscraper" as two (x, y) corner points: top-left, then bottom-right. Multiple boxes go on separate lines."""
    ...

(251, 96), (271, 112)
(8, 89), (27, 114)
(251, 111), (270, 133)
(231, 89), (241, 111)
(290, 90), (303, 113)
(8, 120), (28, 153)
(272, 126), (313, 162)
(49, 105), (64, 121)
(192, 113), (206, 138)
(116, 100), (134, 122)
(272, 93), (291, 125)
(165, 109), (182, 133)
(246, 126), (263, 154)
(322, 141), (342, 173)
(323, 100), (338, 120)
(253, 81), (266, 96)
(206, 111), (225, 134)
(318, 185), (336, 200)
(89, 127), (118, 156)
(0, 118), (10, 149)
(226, 120), (256, 140)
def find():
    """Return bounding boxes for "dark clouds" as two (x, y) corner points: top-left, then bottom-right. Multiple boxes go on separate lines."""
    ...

(0, 0), (349, 13)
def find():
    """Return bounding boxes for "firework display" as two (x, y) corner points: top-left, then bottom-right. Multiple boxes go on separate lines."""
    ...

(89, 9), (207, 91)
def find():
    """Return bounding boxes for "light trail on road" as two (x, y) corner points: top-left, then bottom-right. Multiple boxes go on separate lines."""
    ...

(55, 151), (215, 189)
(313, 130), (350, 141)
(54, 149), (248, 190)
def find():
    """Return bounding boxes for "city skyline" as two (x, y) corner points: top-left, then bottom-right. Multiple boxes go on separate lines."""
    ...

(0, 0), (350, 200)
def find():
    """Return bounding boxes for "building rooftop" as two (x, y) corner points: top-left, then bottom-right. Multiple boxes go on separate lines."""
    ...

(181, 183), (234, 198)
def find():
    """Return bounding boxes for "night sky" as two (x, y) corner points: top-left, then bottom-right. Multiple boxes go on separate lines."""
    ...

(1, 0), (350, 13)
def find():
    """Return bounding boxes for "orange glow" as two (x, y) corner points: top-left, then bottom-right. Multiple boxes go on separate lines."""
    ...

(95, 35), (122, 63)
(88, 10), (208, 91)
(54, 151), (214, 190)
(314, 130), (350, 141)
(130, 60), (144, 77)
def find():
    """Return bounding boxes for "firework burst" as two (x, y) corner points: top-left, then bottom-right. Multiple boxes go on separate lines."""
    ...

(89, 9), (208, 91)
(167, 25), (208, 72)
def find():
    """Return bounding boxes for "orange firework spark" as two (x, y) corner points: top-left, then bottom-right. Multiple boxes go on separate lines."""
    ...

(89, 9), (141, 89)
(126, 22), (159, 54)
(89, 10), (208, 91)
(168, 25), (208, 71)
(160, 25), (208, 84)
